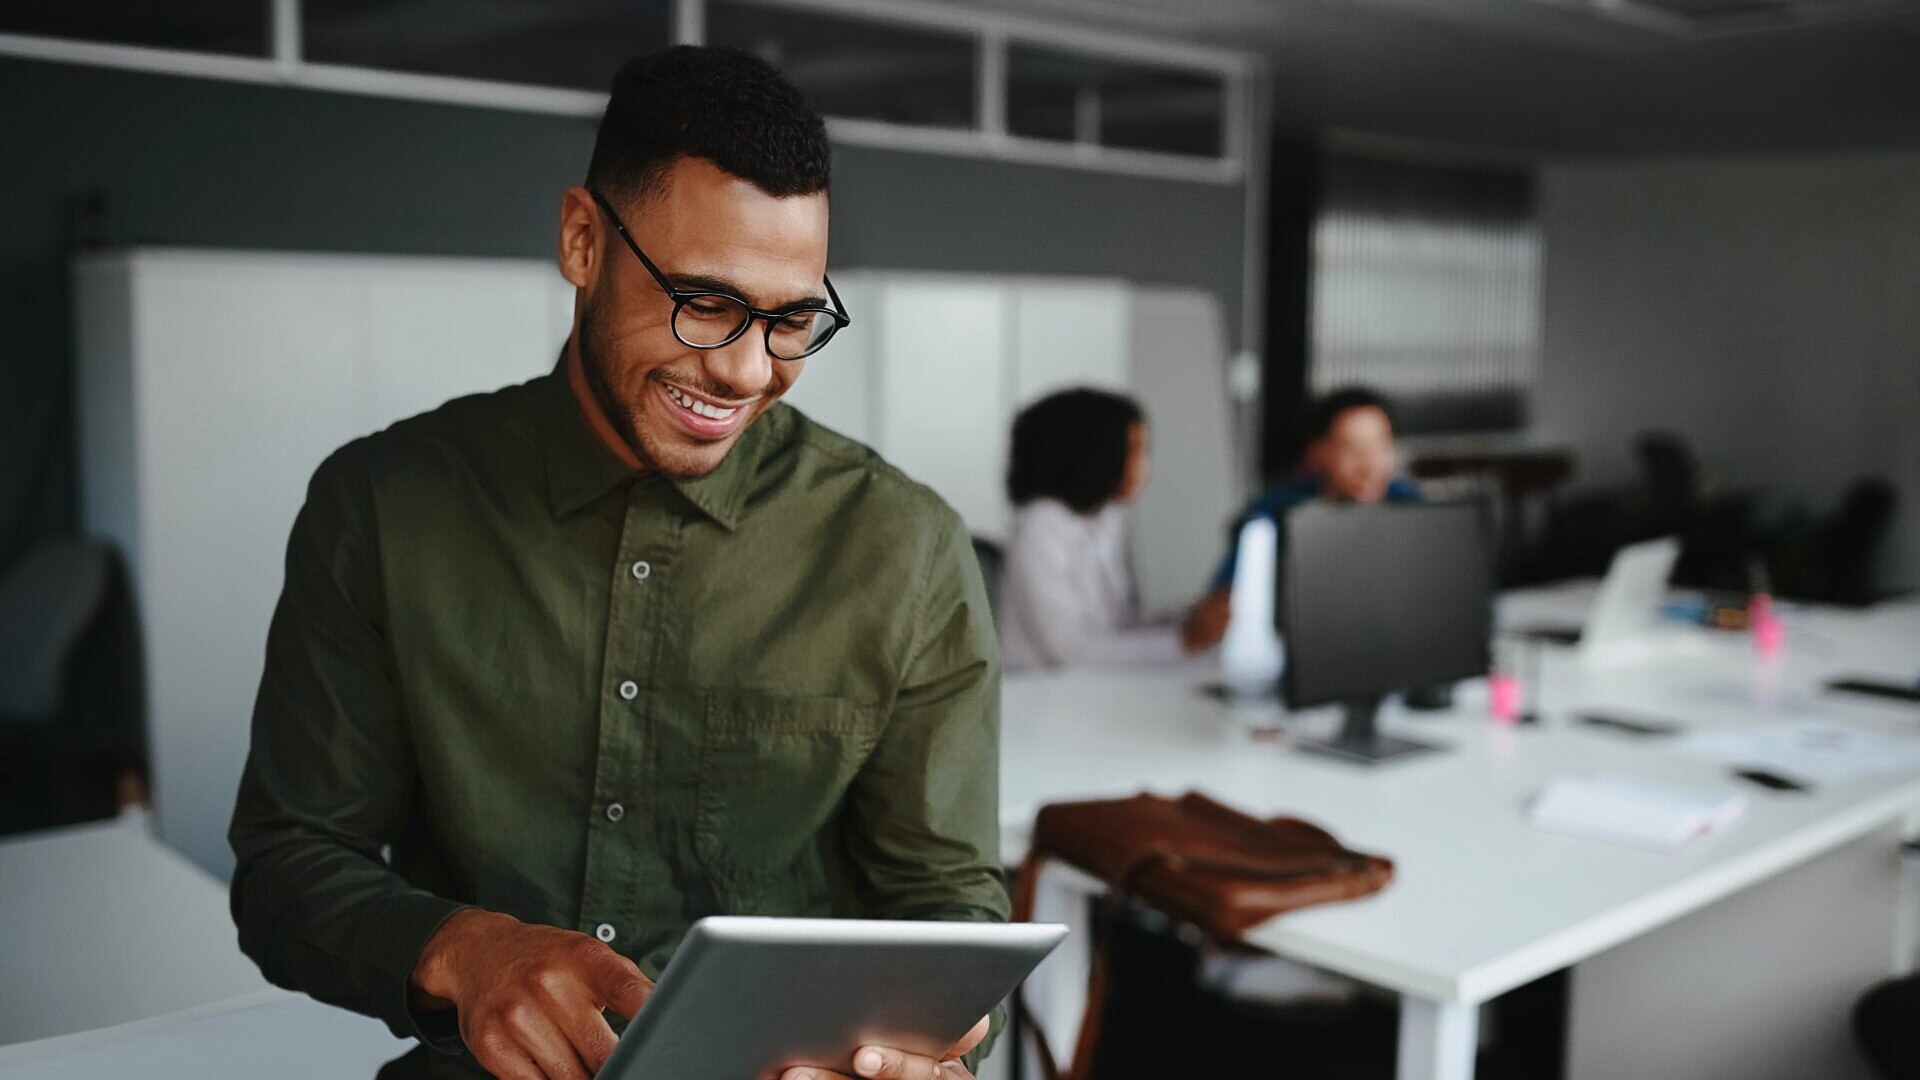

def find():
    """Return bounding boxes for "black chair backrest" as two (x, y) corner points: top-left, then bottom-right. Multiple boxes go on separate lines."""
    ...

(1820, 477), (1898, 605)
(970, 536), (1006, 621)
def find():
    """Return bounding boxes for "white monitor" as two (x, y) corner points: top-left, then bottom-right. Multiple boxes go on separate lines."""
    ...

(1581, 536), (1683, 649)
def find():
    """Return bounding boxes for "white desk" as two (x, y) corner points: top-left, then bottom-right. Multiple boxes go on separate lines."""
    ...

(1004, 591), (1920, 1080)
(0, 819), (405, 1075)
(0, 995), (403, 1079)
(0, 819), (271, 1046)
(6, 594), (1914, 1078)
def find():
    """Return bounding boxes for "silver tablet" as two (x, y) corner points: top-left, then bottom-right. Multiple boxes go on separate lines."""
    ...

(600, 916), (1068, 1080)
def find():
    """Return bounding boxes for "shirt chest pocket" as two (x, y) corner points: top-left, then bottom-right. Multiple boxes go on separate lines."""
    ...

(692, 691), (880, 889)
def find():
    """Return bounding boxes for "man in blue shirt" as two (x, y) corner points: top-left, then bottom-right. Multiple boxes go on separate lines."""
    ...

(1181, 386), (1419, 651)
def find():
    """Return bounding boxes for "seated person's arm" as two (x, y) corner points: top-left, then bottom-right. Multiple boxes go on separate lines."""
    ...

(1181, 519), (1247, 653)
(229, 450), (647, 1080)
(1181, 587), (1232, 653)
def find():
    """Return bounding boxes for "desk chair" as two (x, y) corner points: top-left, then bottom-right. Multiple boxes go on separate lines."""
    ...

(0, 541), (145, 832)
(1856, 972), (1920, 1077)
(971, 535), (1006, 621)
(1775, 477), (1897, 606)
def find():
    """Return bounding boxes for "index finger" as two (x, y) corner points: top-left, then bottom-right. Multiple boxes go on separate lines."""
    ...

(582, 945), (654, 1020)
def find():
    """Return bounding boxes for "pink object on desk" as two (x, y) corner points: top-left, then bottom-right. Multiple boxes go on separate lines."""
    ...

(1751, 593), (1785, 657)
(1489, 673), (1522, 724)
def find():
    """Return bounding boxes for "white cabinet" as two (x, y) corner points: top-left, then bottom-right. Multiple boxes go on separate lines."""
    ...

(75, 249), (570, 876)
(1010, 279), (1132, 405)
(362, 261), (575, 423)
(76, 252), (1235, 875)
(1126, 288), (1239, 615)
(874, 278), (1014, 540)
(780, 272), (883, 447)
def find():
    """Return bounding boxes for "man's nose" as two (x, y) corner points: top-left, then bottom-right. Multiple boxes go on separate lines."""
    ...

(701, 324), (776, 399)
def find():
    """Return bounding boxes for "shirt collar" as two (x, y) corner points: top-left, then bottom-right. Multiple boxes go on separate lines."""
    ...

(664, 416), (768, 532)
(536, 359), (765, 531)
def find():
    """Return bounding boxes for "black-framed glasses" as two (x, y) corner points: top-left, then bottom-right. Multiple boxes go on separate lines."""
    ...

(588, 189), (850, 361)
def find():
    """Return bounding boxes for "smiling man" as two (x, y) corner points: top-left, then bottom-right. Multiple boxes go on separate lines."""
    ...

(228, 47), (1006, 1080)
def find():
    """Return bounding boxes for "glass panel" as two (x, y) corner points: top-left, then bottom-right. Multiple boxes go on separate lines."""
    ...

(0, 1), (268, 56)
(707, 1), (976, 129)
(303, 0), (670, 92)
(1006, 45), (1225, 158)
(1310, 155), (1539, 434)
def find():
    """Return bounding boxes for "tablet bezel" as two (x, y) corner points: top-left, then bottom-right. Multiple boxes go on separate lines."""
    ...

(600, 916), (1067, 1080)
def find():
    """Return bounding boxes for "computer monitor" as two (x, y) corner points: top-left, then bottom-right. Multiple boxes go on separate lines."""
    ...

(1279, 500), (1494, 764)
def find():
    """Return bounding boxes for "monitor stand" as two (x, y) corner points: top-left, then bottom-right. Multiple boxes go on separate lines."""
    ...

(1295, 696), (1443, 765)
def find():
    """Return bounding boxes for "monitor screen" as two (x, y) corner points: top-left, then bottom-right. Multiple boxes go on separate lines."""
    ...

(1279, 500), (1493, 709)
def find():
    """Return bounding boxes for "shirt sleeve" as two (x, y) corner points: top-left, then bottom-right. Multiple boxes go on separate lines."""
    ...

(1001, 506), (1183, 668)
(227, 446), (470, 1049)
(843, 506), (1009, 923)
(841, 507), (1011, 1068)
(1208, 540), (1239, 594)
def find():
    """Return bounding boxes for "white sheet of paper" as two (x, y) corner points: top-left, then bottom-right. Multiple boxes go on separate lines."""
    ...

(1674, 721), (1920, 784)
(1529, 776), (1747, 852)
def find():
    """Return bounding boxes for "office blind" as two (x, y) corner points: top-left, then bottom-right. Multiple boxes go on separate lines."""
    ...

(1309, 154), (1539, 434)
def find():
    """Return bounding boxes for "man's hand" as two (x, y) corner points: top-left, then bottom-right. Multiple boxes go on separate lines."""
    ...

(1181, 589), (1232, 653)
(779, 1016), (989, 1080)
(410, 908), (653, 1080)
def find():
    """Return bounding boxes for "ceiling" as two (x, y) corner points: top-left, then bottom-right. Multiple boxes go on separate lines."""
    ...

(971, 0), (1920, 158)
(6, 0), (1916, 159)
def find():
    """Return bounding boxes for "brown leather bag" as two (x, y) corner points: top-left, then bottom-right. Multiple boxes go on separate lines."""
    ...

(1009, 791), (1395, 1080)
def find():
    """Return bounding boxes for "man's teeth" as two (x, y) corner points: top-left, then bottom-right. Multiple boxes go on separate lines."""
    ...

(666, 385), (739, 421)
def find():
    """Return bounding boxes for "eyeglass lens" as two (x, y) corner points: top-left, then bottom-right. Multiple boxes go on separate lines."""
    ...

(673, 295), (839, 359)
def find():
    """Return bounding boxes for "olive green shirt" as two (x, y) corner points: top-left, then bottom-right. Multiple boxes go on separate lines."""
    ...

(228, 365), (1007, 1076)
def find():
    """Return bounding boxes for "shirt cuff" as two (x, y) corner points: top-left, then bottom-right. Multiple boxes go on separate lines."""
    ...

(364, 891), (475, 1052)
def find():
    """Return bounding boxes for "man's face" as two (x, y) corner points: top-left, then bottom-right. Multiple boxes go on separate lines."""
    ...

(563, 157), (829, 478)
(1311, 405), (1396, 503)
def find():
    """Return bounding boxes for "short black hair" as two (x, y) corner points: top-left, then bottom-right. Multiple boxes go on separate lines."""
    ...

(586, 46), (831, 206)
(1007, 388), (1145, 514)
(1307, 385), (1395, 442)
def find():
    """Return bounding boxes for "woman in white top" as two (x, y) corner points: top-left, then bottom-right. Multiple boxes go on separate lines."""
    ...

(997, 388), (1188, 671)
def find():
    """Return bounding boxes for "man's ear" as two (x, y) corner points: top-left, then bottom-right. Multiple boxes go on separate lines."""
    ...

(556, 186), (600, 289)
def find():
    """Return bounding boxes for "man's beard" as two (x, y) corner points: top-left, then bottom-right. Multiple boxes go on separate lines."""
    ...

(577, 289), (727, 480)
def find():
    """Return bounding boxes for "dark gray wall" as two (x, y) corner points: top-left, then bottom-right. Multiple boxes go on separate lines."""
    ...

(1536, 154), (1920, 590)
(0, 56), (1246, 563)
(829, 143), (1244, 323)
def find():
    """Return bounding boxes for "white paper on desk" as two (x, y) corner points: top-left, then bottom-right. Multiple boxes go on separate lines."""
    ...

(1674, 721), (1920, 784)
(1529, 776), (1747, 852)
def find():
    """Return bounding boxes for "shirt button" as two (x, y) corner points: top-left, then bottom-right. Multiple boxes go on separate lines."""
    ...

(605, 802), (625, 823)
(618, 680), (638, 701)
(595, 923), (616, 943)
(630, 560), (651, 582)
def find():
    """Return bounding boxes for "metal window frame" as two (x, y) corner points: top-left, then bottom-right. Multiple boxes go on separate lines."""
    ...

(0, 0), (1255, 183)
(0, 0), (1271, 452)
(1526, 0), (1920, 38)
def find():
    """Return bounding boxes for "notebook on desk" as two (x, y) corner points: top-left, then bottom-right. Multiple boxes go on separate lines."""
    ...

(1529, 776), (1746, 852)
